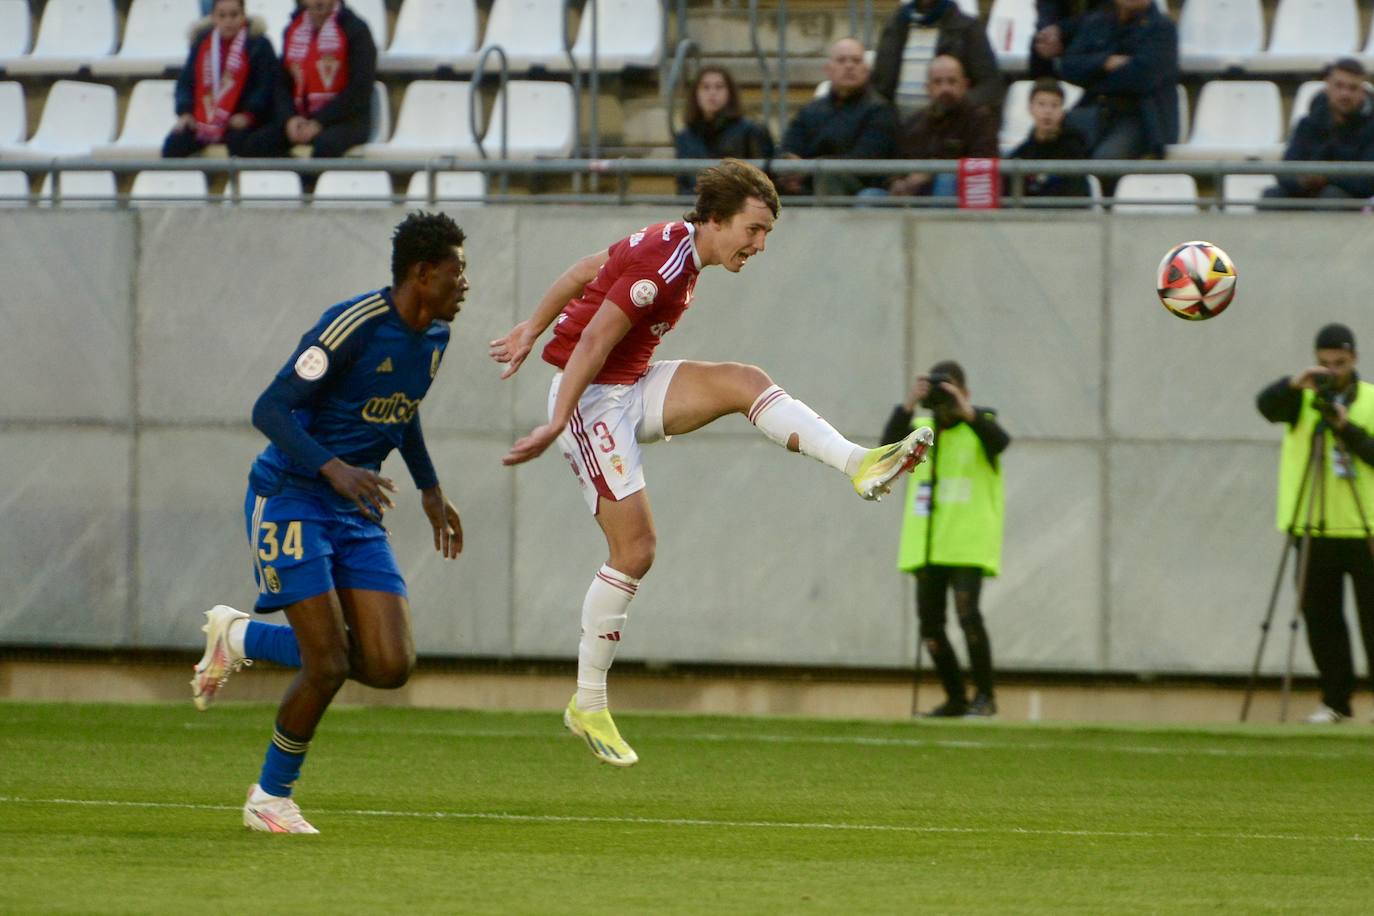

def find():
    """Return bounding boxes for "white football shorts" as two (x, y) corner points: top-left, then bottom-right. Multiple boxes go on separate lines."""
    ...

(549, 360), (683, 513)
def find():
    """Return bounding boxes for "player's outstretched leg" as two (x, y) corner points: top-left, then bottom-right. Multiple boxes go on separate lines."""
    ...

(564, 694), (639, 767)
(849, 426), (935, 501)
(191, 606), (304, 709)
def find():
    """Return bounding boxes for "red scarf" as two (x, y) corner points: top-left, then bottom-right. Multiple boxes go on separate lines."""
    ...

(192, 26), (250, 142)
(283, 3), (350, 118)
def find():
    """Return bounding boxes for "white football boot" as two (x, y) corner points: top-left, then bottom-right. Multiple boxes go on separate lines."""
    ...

(190, 605), (251, 710)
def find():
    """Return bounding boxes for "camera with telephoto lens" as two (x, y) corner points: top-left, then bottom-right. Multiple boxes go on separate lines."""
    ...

(921, 371), (956, 410)
(1312, 372), (1341, 419)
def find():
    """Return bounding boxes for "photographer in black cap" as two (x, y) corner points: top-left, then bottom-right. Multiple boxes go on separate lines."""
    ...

(1256, 323), (1374, 723)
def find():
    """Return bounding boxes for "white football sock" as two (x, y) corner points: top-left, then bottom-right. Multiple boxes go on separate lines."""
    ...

(228, 616), (248, 658)
(748, 385), (866, 476)
(576, 565), (639, 713)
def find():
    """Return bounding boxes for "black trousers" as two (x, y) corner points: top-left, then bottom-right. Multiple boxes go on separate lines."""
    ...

(161, 125), (279, 159)
(1298, 537), (1374, 715)
(234, 119), (371, 159)
(916, 565), (994, 703)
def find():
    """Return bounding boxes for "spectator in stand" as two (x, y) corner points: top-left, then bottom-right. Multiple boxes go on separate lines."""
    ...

(163, 0), (279, 158)
(240, 0), (376, 158)
(779, 38), (897, 197)
(673, 67), (775, 196)
(873, 0), (1004, 120)
(1058, 0), (1178, 192)
(882, 54), (998, 199)
(1008, 78), (1090, 200)
(1262, 58), (1374, 206)
(1028, 0), (1109, 79)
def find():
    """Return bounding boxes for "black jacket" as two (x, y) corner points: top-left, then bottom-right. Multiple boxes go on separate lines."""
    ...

(873, 1), (1004, 116)
(781, 86), (897, 190)
(174, 18), (278, 125)
(673, 115), (775, 195)
(271, 3), (376, 129)
(1278, 92), (1374, 199)
(1257, 374), (1374, 468)
(1008, 124), (1091, 197)
(1058, 3), (1179, 155)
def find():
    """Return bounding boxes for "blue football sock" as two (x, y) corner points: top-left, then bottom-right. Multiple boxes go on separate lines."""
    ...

(258, 724), (311, 797)
(244, 620), (302, 668)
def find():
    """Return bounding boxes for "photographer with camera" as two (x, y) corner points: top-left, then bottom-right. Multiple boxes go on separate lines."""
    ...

(1257, 323), (1374, 723)
(883, 361), (1010, 717)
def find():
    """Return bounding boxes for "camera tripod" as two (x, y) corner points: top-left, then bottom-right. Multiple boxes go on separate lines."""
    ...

(1241, 415), (1374, 721)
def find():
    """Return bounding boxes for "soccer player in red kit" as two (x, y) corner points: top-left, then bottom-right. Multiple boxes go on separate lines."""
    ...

(489, 159), (931, 766)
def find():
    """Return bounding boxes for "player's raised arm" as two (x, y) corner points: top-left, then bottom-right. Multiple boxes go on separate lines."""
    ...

(503, 300), (632, 466)
(489, 248), (610, 379)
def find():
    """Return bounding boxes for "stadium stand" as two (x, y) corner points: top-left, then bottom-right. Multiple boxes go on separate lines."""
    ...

(91, 0), (200, 76)
(369, 81), (392, 144)
(1166, 80), (1284, 161)
(379, 0), (479, 73)
(1112, 173), (1201, 212)
(570, 0), (663, 71)
(484, 80), (577, 157)
(38, 169), (117, 204)
(360, 79), (479, 160)
(348, 0), (390, 48)
(1290, 79), (1326, 129)
(314, 168), (394, 204)
(1178, 0), (1266, 74)
(92, 79), (176, 158)
(1246, 0), (1360, 73)
(4, 0), (119, 75)
(984, 0), (1035, 73)
(404, 169), (485, 202)
(0, 81), (23, 144)
(0, 80), (117, 158)
(0, 169), (27, 202)
(1221, 172), (1278, 211)
(0, 0), (33, 66)
(471, 0), (569, 73)
(237, 169), (304, 204)
(130, 168), (209, 204)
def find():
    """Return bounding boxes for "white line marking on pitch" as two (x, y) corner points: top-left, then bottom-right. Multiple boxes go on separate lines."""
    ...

(1, 796), (1370, 845)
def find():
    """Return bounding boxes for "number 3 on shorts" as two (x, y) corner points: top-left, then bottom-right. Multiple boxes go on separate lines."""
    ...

(259, 520), (304, 562)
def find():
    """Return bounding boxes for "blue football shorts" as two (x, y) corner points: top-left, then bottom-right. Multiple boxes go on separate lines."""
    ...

(243, 485), (407, 612)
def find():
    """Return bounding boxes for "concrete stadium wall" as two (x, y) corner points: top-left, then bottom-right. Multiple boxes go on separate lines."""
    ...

(1, 206), (1364, 677)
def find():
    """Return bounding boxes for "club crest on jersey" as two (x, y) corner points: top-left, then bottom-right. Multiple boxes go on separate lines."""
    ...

(610, 454), (625, 477)
(630, 279), (657, 308)
(263, 566), (282, 593)
(295, 346), (328, 381)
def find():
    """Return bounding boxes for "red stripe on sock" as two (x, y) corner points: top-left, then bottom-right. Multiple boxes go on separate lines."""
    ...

(596, 571), (638, 596)
(748, 388), (787, 425)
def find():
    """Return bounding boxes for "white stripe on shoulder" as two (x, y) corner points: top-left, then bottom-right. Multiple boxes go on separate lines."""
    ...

(658, 235), (693, 283)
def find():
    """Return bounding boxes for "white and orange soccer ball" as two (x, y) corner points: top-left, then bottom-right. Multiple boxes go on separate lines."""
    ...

(1156, 240), (1237, 321)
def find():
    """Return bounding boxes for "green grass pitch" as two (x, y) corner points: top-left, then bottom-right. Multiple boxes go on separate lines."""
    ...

(3, 701), (1373, 914)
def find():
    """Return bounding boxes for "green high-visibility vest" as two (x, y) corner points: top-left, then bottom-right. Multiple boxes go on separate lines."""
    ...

(1276, 381), (1374, 536)
(897, 414), (1004, 574)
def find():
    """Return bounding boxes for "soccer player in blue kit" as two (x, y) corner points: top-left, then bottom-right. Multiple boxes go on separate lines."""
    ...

(190, 212), (467, 833)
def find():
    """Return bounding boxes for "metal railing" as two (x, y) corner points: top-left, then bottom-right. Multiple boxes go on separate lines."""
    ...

(848, 0), (876, 48)
(663, 38), (701, 143)
(470, 45), (510, 195)
(6, 157), (1374, 210)
(746, 0), (791, 132)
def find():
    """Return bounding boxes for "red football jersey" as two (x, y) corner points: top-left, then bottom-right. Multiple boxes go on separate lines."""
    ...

(542, 220), (702, 384)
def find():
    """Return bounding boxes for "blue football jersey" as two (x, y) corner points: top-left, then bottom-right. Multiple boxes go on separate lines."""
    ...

(249, 288), (449, 497)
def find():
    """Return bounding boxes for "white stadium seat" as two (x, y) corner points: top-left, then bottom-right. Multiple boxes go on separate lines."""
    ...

(39, 170), (117, 206)
(985, 0), (1036, 73)
(5, 0), (118, 75)
(998, 79), (1083, 154)
(954, 0), (979, 14)
(92, 79), (177, 158)
(469, 0), (568, 72)
(481, 80), (576, 158)
(0, 80), (117, 159)
(1246, 0), (1358, 73)
(1289, 80), (1325, 132)
(1178, 0), (1265, 73)
(1166, 81), (1283, 161)
(347, 0), (389, 50)
(1112, 174), (1200, 213)
(380, 0), (478, 73)
(0, 81), (24, 144)
(0, 169), (30, 204)
(1221, 173), (1278, 212)
(246, 0), (297, 54)
(314, 170), (395, 206)
(236, 170), (303, 205)
(130, 169), (209, 205)
(1176, 84), (1190, 144)
(369, 81), (391, 143)
(93, 0), (200, 76)
(571, 0), (663, 71)
(405, 170), (485, 203)
(0, 0), (33, 64)
(360, 80), (478, 160)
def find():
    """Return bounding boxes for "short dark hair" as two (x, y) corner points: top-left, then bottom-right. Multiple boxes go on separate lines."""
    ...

(684, 158), (780, 225)
(391, 211), (465, 287)
(1029, 77), (1065, 102)
(1325, 57), (1366, 79)
(929, 359), (966, 388)
(685, 66), (743, 125)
